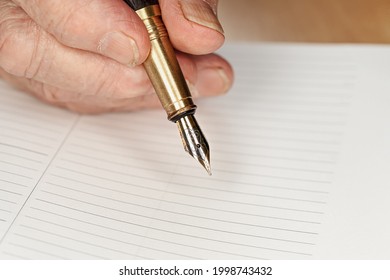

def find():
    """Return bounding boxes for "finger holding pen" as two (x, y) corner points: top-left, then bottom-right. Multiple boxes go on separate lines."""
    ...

(0, 0), (233, 113)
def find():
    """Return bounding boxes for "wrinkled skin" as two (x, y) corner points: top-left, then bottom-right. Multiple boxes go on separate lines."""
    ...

(0, 0), (233, 113)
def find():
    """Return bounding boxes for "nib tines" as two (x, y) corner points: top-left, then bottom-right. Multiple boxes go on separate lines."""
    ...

(176, 115), (211, 175)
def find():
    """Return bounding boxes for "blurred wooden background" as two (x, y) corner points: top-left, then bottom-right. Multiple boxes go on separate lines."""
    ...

(218, 0), (390, 43)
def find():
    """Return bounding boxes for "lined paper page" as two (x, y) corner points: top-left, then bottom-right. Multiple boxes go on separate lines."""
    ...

(314, 46), (390, 258)
(0, 43), (386, 259)
(0, 82), (78, 245)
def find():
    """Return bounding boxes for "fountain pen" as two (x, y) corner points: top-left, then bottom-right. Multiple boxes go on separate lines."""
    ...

(123, 0), (211, 175)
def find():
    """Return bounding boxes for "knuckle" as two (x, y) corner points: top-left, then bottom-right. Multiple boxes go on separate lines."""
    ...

(0, 5), (51, 79)
(39, 84), (81, 103)
(40, 84), (63, 103)
(26, 79), (70, 104)
(0, 5), (26, 75)
(27, 81), (60, 103)
(23, 27), (53, 80)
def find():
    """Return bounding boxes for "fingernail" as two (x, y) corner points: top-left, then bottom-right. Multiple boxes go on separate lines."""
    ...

(98, 32), (139, 66)
(197, 67), (231, 96)
(180, 0), (224, 34)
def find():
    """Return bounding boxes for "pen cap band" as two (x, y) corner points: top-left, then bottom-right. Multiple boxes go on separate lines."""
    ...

(136, 5), (197, 121)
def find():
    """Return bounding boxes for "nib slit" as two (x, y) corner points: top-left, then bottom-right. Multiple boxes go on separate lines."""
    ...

(176, 115), (211, 175)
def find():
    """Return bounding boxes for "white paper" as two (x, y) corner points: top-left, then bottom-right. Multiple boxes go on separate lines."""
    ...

(0, 43), (389, 259)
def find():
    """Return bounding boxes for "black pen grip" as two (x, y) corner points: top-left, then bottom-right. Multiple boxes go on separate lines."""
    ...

(122, 0), (159, 11)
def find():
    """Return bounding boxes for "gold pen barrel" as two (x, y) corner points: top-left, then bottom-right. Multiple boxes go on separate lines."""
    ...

(134, 4), (211, 175)
(136, 5), (196, 121)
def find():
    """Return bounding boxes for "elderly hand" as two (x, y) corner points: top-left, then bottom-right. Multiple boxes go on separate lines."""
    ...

(0, 0), (233, 113)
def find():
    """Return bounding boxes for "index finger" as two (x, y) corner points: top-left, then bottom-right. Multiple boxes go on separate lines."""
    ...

(13, 0), (151, 65)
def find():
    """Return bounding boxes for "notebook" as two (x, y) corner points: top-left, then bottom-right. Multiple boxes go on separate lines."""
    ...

(0, 43), (389, 260)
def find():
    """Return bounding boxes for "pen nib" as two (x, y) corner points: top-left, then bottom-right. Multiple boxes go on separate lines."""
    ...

(176, 115), (211, 175)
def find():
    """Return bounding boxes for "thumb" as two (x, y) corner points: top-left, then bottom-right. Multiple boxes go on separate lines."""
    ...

(159, 0), (225, 55)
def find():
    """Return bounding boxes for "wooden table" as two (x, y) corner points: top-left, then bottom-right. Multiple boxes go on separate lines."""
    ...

(218, 0), (390, 43)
